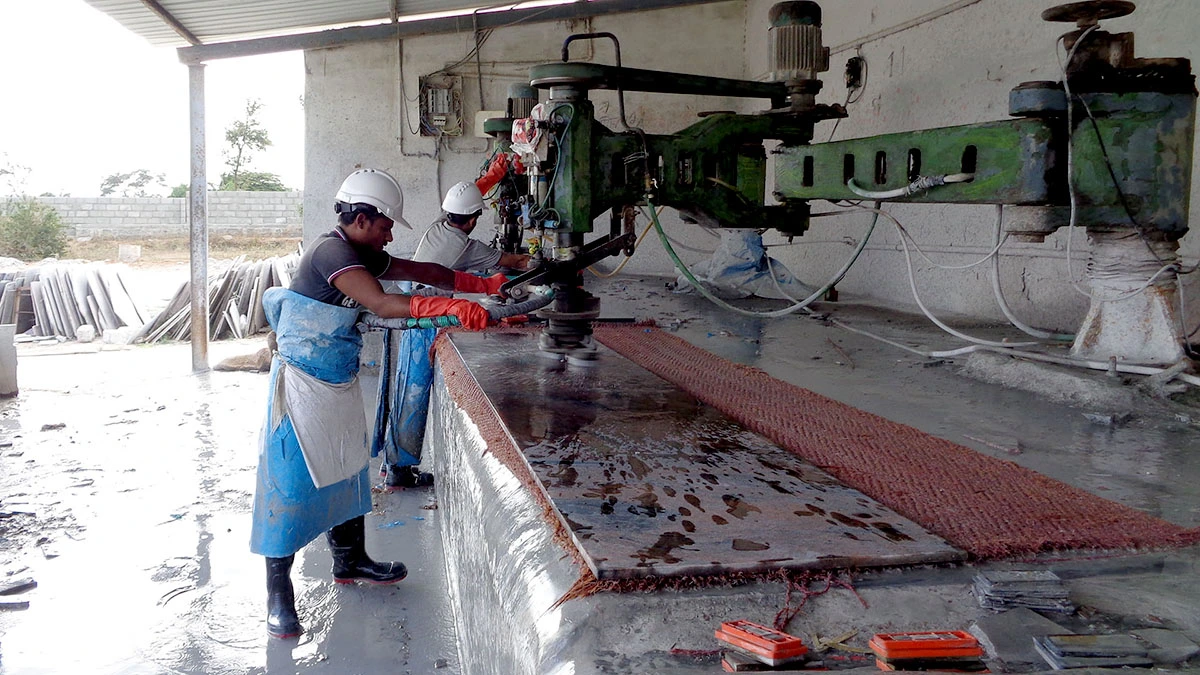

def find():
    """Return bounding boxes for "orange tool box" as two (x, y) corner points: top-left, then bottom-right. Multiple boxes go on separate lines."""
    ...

(715, 620), (808, 666)
(876, 658), (990, 672)
(869, 631), (983, 660)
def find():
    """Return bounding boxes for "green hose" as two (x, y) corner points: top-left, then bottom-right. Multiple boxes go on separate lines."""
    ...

(646, 198), (879, 318)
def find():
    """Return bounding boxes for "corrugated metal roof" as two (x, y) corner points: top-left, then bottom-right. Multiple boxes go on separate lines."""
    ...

(81, 0), (502, 47)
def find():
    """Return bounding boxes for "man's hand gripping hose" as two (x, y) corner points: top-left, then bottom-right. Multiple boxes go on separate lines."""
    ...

(357, 286), (555, 332)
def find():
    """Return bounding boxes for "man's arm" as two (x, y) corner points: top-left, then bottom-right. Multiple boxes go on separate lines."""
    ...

(333, 268), (414, 318)
(378, 256), (456, 289)
(334, 267), (492, 328)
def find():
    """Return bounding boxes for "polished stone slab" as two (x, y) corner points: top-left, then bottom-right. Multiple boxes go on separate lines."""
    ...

(448, 331), (964, 579)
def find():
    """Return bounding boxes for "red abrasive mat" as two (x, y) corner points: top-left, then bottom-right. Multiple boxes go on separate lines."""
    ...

(591, 325), (1197, 559)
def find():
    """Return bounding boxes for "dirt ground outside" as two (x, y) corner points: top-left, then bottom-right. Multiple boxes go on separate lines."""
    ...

(67, 235), (301, 267)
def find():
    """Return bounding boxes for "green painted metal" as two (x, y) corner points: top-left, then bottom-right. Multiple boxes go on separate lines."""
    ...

(536, 62), (1193, 240)
(775, 119), (1060, 205)
(774, 89), (1194, 234)
(547, 109), (815, 234)
(482, 117), (512, 136)
(547, 99), (594, 237)
(1067, 91), (1195, 234)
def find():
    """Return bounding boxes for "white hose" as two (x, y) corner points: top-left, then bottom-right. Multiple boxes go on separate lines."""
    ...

(989, 205), (1075, 341)
(978, 346), (1200, 387)
(856, 204), (1041, 349)
(649, 199), (880, 318)
(818, 316), (1199, 386)
(847, 173), (974, 200)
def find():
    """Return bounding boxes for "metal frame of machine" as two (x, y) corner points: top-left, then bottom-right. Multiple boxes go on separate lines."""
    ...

(485, 0), (1196, 365)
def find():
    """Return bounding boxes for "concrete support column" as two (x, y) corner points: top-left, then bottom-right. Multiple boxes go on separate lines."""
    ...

(1070, 230), (1184, 366)
(188, 63), (210, 373)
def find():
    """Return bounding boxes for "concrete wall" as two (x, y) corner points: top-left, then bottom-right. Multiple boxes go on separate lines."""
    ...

(302, 0), (1200, 335)
(38, 191), (303, 238)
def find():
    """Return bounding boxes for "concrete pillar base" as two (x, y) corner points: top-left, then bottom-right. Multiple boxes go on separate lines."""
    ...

(1070, 231), (1186, 366)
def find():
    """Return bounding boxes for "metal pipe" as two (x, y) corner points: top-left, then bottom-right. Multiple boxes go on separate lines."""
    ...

(138, 0), (202, 46)
(177, 0), (726, 64)
(188, 63), (210, 373)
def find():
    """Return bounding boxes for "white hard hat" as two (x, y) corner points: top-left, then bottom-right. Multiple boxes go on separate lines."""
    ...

(335, 168), (411, 229)
(442, 181), (485, 216)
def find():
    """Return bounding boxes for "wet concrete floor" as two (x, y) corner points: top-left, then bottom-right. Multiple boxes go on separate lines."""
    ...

(0, 341), (459, 674)
(1, 272), (1198, 672)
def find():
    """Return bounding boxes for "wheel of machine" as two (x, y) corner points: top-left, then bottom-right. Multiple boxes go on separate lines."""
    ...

(1041, 0), (1135, 26)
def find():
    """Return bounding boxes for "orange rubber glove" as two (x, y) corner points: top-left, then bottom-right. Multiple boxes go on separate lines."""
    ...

(409, 295), (489, 330)
(475, 153), (510, 195)
(453, 271), (508, 297)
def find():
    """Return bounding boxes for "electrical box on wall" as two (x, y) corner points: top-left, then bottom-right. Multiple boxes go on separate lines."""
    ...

(418, 74), (463, 136)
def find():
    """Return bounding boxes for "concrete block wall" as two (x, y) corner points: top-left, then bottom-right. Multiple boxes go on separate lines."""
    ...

(38, 191), (303, 238)
(302, 0), (1200, 336)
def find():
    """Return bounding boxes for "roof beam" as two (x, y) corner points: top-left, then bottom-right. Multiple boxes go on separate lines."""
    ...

(177, 0), (725, 64)
(140, 0), (203, 46)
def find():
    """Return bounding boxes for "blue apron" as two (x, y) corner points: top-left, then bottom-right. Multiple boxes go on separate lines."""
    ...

(372, 326), (437, 468)
(249, 288), (373, 558)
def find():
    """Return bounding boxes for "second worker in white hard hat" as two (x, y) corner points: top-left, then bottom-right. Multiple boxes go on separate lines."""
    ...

(412, 176), (531, 274)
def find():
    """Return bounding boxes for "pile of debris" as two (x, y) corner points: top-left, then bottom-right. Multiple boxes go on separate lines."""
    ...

(0, 262), (143, 341)
(973, 569), (1075, 614)
(137, 253), (298, 343)
(1033, 634), (1154, 669)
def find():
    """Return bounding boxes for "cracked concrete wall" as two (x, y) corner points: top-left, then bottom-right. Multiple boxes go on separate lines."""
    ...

(746, 0), (1200, 334)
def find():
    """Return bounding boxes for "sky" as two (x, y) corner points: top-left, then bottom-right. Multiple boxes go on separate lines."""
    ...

(0, 0), (305, 197)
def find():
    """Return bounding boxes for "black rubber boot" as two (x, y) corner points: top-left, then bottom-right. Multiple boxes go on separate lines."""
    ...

(327, 516), (408, 585)
(383, 463), (434, 490)
(265, 555), (302, 639)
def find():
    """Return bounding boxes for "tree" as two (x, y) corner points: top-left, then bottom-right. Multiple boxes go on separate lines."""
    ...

(100, 169), (166, 197)
(169, 184), (189, 198)
(220, 99), (288, 191)
(225, 171), (288, 192)
(0, 198), (67, 260)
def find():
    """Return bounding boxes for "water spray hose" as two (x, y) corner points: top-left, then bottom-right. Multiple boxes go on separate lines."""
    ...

(647, 198), (879, 318)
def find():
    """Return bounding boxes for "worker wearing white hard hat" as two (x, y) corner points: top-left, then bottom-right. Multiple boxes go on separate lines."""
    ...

(249, 167), (510, 641)
(413, 165), (532, 273)
(379, 159), (533, 501)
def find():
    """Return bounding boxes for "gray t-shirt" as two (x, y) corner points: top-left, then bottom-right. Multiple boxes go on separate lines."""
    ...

(412, 218), (502, 273)
(290, 227), (391, 308)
